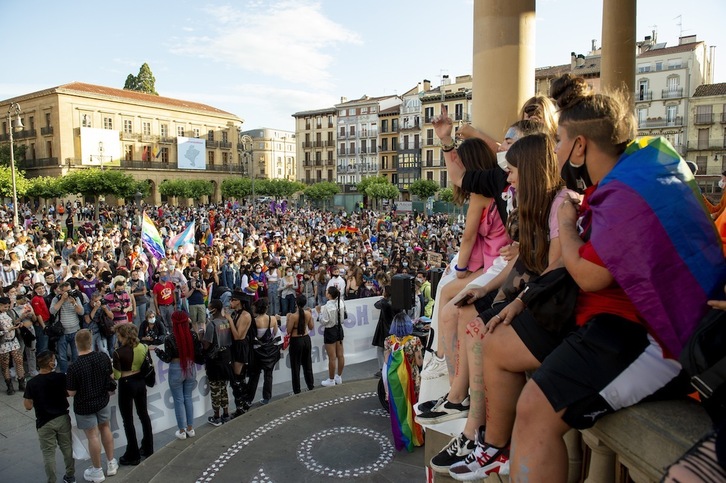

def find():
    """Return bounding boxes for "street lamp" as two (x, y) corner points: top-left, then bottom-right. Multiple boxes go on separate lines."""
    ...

(6, 103), (23, 227)
(239, 133), (254, 203)
(98, 141), (104, 170)
(134, 191), (142, 228)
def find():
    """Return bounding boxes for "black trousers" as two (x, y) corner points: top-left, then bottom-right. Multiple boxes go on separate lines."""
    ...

(289, 335), (314, 394)
(118, 374), (153, 459)
(246, 353), (276, 402)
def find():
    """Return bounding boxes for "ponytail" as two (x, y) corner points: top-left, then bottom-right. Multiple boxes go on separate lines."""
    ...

(296, 293), (306, 335)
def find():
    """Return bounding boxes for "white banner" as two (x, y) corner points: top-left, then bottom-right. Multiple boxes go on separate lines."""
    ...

(72, 297), (382, 453)
(177, 136), (206, 170)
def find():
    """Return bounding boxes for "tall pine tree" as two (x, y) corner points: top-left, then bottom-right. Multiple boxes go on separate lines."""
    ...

(123, 63), (158, 95)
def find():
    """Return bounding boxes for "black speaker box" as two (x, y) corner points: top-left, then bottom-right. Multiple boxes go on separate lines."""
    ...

(429, 268), (445, 296)
(391, 274), (415, 312)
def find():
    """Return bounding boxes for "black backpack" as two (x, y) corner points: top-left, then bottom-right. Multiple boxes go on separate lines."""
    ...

(680, 308), (726, 424)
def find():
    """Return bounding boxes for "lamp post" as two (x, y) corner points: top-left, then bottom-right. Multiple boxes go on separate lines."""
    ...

(98, 141), (104, 170)
(7, 103), (23, 227)
(239, 134), (254, 203)
(134, 191), (142, 228)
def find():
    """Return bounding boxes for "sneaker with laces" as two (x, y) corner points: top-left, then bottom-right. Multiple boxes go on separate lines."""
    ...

(208, 416), (223, 427)
(174, 429), (187, 440)
(416, 393), (448, 415)
(334, 374), (342, 385)
(63, 475), (76, 483)
(106, 458), (118, 476)
(220, 414), (231, 424)
(430, 432), (476, 474)
(321, 378), (336, 387)
(448, 427), (509, 481)
(415, 396), (470, 425)
(421, 353), (448, 380)
(185, 428), (196, 438)
(83, 466), (105, 483)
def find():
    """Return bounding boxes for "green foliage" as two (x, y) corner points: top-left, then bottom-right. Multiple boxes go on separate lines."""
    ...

(61, 169), (137, 198)
(439, 187), (454, 203)
(408, 179), (440, 199)
(123, 63), (158, 95)
(0, 143), (28, 167)
(255, 179), (305, 198)
(0, 166), (29, 198)
(366, 181), (400, 200)
(356, 175), (388, 194)
(26, 176), (66, 200)
(304, 181), (340, 201)
(221, 178), (253, 199)
(159, 179), (213, 199)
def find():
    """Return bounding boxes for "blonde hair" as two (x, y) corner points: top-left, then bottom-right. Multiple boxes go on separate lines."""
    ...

(75, 329), (93, 351)
(115, 323), (140, 347)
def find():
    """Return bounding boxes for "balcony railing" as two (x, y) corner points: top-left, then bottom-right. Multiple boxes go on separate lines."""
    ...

(41, 126), (54, 135)
(302, 141), (313, 149)
(400, 122), (421, 131)
(0, 133), (8, 142)
(141, 134), (158, 142)
(399, 142), (422, 151)
(454, 113), (471, 122)
(207, 140), (219, 148)
(635, 91), (653, 102)
(637, 117), (684, 129)
(688, 139), (726, 150)
(721, 113), (726, 124)
(425, 138), (436, 146)
(694, 113), (715, 125)
(661, 88), (684, 99)
(121, 132), (140, 141)
(18, 157), (60, 169)
(159, 137), (176, 144)
(14, 129), (36, 139)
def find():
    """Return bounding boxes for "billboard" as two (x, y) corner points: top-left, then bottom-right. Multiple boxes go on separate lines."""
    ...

(177, 136), (206, 170)
(80, 127), (121, 167)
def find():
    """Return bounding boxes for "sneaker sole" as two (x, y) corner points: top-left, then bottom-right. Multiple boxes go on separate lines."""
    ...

(449, 458), (509, 481)
(430, 456), (468, 474)
(415, 409), (469, 425)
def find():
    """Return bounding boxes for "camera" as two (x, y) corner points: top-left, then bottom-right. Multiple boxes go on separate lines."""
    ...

(68, 290), (81, 298)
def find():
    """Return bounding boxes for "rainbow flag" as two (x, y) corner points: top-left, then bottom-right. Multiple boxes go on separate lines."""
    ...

(385, 336), (424, 452)
(589, 137), (726, 357)
(168, 221), (195, 252)
(204, 229), (213, 247)
(141, 212), (165, 261)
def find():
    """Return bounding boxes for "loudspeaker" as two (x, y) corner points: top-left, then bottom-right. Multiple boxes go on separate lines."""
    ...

(391, 274), (415, 312)
(429, 268), (445, 296)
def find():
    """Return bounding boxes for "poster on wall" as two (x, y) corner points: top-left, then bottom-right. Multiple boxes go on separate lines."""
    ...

(80, 127), (121, 167)
(177, 136), (206, 170)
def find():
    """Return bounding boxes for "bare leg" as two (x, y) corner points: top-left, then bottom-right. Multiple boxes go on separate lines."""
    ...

(437, 273), (481, 382)
(84, 427), (102, 469)
(461, 316), (488, 440)
(335, 341), (345, 376)
(511, 380), (570, 482)
(482, 324), (539, 447)
(324, 343), (336, 379)
(98, 421), (115, 462)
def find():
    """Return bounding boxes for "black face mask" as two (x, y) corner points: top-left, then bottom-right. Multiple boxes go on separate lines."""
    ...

(560, 140), (592, 194)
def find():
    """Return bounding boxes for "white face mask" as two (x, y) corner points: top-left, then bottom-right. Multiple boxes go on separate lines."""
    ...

(719, 179), (726, 190)
(149, 317), (156, 324)
(496, 151), (509, 170)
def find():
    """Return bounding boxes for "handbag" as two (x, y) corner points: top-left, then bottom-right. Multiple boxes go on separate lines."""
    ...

(98, 314), (115, 338)
(44, 318), (64, 340)
(140, 349), (156, 387)
(19, 325), (36, 345)
(519, 267), (579, 333)
(282, 332), (291, 350)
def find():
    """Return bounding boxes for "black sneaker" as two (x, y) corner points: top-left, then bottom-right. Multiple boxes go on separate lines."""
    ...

(415, 396), (470, 425)
(220, 413), (231, 424)
(63, 475), (76, 483)
(430, 432), (476, 474)
(417, 393), (448, 415)
(230, 408), (246, 419)
(208, 416), (223, 427)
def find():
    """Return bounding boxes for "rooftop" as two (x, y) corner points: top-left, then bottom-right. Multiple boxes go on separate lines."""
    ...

(693, 83), (726, 97)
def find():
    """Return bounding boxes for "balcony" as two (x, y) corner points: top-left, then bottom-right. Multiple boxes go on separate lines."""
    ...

(721, 113), (726, 124)
(207, 140), (219, 148)
(454, 113), (471, 122)
(220, 141), (232, 149)
(18, 157), (60, 169)
(302, 141), (313, 149)
(370, 146), (377, 154)
(688, 139), (726, 151)
(41, 126), (54, 136)
(0, 133), (7, 142)
(635, 91), (653, 102)
(661, 88), (684, 99)
(694, 113), (714, 125)
(159, 137), (176, 144)
(400, 122), (421, 131)
(326, 159), (335, 166)
(121, 132), (140, 141)
(425, 138), (436, 146)
(399, 142), (421, 151)
(141, 134), (158, 142)
(338, 149), (347, 156)
(14, 129), (36, 139)
(637, 117), (683, 129)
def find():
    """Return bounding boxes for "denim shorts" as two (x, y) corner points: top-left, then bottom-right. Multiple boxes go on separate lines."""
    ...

(75, 405), (111, 430)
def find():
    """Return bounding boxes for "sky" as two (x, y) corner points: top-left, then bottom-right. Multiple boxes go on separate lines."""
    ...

(1, 0), (725, 131)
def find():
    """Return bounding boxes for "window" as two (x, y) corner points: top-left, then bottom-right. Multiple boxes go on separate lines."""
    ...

(192, 128), (200, 138)
(698, 128), (710, 150)
(349, 125), (355, 137)
(392, 119), (399, 132)
(339, 142), (346, 154)
(668, 58), (682, 69)
(425, 106), (434, 122)
(29, 116), (35, 131)
(381, 139), (388, 151)
(123, 120), (133, 134)
(222, 131), (228, 143)
(637, 63), (651, 73)
(81, 114), (92, 127)
(45, 112), (51, 127)
(370, 106), (377, 113)
(696, 105), (713, 124)
(696, 155), (707, 173)
(427, 129), (434, 145)
(160, 124), (168, 137)
(391, 137), (398, 151)
(349, 142), (355, 154)
(103, 117), (113, 130)
(124, 145), (133, 161)
(360, 107), (368, 114)
(455, 103), (464, 121)
(259, 142), (265, 149)
(339, 109), (347, 117)
(177, 126), (185, 137)
(340, 127), (346, 137)
(637, 79), (650, 101)
(208, 151), (215, 165)
(223, 152), (229, 165)
(143, 122), (151, 136)
(666, 105), (678, 125)
(46, 140), (52, 158)
(637, 108), (648, 127)
(381, 119), (388, 133)
(440, 171), (448, 188)
(29, 143), (35, 160)
(655, 61), (663, 71)
(427, 171), (433, 181)
(160, 147), (169, 163)
(208, 130), (215, 141)
(426, 150), (434, 164)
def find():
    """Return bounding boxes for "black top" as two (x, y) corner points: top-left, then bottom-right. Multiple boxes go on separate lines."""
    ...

(23, 372), (69, 429)
(66, 352), (112, 415)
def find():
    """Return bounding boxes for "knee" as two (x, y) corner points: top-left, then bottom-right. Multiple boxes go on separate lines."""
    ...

(464, 318), (486, 343)
(515, 380), (551, 427)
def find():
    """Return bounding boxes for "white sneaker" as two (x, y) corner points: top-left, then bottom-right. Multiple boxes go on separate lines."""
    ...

(421, 353), (448, 380)
(83, 466), (105, 483)
(185, 428), (195, 438)
(334, 374), (342, 385)
(321, 378), (336, 387)
(174, 429), (187, 440)
(106, 459), (117, 477)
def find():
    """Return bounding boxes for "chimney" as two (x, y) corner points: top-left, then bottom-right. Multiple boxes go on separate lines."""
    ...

(591, 39), (597, 52)
(679, 35), (697, 45)
(576, 54), (586, 68)
(340, 96), (347, 104)
(571, 52), (577, 69)
(442, 75), (450, 86)
(422, 79), (431, 92)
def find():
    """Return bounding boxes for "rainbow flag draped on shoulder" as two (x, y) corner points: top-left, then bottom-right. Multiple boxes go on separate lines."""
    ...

(141, 212), (165, 262)
(588, 136), (726, 357)
(384, 336), (424, 452)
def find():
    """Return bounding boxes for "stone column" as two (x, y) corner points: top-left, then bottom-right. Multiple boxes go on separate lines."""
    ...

(601, 0), (636, 94)
(582, 431), (616, 483)
(472, 0), (536, 140)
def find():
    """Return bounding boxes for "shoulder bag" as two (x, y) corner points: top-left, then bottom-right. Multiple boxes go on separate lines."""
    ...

(140, 348), (156, 387)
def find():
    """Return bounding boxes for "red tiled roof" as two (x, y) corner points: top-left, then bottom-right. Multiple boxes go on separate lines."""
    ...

(378, 106), (400, 115)
(53, 82), (238, 117)
(693, 83), (726, 97)
(638, 42), (702, 58)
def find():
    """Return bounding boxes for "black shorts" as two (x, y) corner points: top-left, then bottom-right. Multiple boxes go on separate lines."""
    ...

(472, 290), (498, 315)
(510, 308), (574, 363)
(531, 314), (688, 430)
(323, 325), (344, 344)
(231, 339), (250, 364)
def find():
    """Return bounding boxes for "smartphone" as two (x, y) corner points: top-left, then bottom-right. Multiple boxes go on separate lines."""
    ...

(454, 293), (474, 308)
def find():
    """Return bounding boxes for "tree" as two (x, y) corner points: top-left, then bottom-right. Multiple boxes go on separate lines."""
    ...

(186, 180), (214, 199)
(0, 143), (28, 167)
(0, 166), (29, 199)
(221, 178), (253, 199)
(61, 169), (137, 220)
(356, 175), (388, 194)
(439, 187), (454, 203)
(254, 179), (306, 199)
(123, 63), (158, 95)
(158, 179), (213, 202)
(408, 179), (440, 199)
(25, 176), (66, 205)
(366, 182), (400, 208)
(304, 182), (339, 209)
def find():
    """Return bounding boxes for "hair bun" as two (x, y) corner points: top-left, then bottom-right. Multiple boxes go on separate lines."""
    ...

(550, 74), (591, 110)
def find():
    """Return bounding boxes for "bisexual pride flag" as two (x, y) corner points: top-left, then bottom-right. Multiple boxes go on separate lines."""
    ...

(141, 212), (165, 262)
(588, 137), (726, 357)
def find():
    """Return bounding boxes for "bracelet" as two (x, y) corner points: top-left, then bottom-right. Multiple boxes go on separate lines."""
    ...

(441, 138), (456, 152)
(454, 264), (468, 272)
(515, 295), (526, 307)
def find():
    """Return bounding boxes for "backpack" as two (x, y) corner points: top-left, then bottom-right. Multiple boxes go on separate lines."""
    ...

(679, 308), (726, 424)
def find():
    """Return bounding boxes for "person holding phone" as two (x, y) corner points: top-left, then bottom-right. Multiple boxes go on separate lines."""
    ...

(0, 296), (25, 394)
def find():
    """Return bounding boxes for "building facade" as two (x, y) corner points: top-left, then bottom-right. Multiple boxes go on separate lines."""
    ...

(292, 107), (336, 184)
(1, 82), (243, 204)
(686, 83), (726, 175)
(240, 128), (296, 181)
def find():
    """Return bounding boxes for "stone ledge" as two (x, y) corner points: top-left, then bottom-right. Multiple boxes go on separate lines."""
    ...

(582, 399), (711, 482)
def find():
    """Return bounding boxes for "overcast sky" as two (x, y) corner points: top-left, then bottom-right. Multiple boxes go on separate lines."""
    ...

(1, 0), (724, 130)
